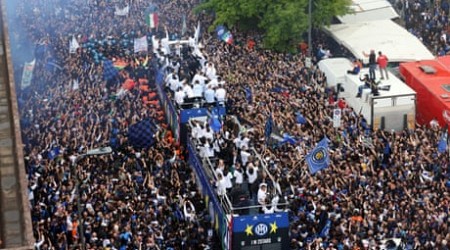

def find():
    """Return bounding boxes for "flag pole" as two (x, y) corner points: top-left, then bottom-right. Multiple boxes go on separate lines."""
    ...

(287, 156), (305, 176)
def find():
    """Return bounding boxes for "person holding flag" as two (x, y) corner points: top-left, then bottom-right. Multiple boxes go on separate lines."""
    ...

(264, 113), (274, 145)
(306, 137), (330, 175)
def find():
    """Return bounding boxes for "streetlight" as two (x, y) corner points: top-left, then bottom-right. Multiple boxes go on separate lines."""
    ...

(308, 0), (312, 58)
(72, 146), (112, 250)
(306, 0), (313, 68)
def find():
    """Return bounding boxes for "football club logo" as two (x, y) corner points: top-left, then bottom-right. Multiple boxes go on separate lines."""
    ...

(311, 146), (327, 164)
(254, 223), (269, 236)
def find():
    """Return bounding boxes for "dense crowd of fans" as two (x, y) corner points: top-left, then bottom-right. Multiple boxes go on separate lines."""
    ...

(12, 0), (219, 249)
(398, 0), (450, 55)
(3, 0), (450, 249)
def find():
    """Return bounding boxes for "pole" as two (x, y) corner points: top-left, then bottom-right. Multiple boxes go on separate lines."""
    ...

(76, 167), (86, 250)
(308, 0), (312, 59)
(72, 147), (111, 250)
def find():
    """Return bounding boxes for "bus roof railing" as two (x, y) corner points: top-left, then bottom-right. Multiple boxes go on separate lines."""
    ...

(188, 124), (289, 215)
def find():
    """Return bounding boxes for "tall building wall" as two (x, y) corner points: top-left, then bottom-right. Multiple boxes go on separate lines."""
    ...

(0, 0), (34, 248)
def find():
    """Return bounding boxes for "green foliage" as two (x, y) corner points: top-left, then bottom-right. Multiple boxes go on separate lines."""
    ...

(260, 0), (308, 52)
(196, 0), (352, 52)
(312, 0), (352, 27)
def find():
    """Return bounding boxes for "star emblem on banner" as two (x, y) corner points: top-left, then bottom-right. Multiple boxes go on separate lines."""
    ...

(270, 221), (278, 234)
(245, 224), (253, 236)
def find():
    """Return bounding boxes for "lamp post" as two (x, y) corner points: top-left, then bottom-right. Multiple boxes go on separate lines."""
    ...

(308, 0), (312, 58)
(306, 0), (313, 69)
(72, 146), (112, 250)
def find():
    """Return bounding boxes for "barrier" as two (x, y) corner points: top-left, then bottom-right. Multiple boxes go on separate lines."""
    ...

(187, 138), (230, 250)
(180, 106), (226, 123)
(187, 121), (290, 250)
(154, 67), (180, 143)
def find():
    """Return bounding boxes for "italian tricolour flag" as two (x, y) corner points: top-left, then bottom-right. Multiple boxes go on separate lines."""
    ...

(147, 13), (159, 29)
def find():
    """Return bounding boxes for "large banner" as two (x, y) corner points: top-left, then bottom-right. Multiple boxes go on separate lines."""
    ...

(232, 212), (289, 250)
(333, 108), (341, 128)
(21, 59), (36, 89)
(134, 36), (148, 53)
(114, 5), (129, 16)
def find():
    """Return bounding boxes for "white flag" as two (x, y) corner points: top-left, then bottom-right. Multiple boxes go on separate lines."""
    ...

(333, 108), (342, 128)
(114, 5), (129, 16)
(69, 36), (80, 54)
(72, 79), (79, 91)
(194, 21), (201, 45)
(21, 59), (36, 89)
(134, 36), (148, 53)
(181, 14), (187, 36)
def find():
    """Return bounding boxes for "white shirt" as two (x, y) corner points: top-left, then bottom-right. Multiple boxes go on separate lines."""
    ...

(234, 169), (244, 184)
(175, 90), (186, 104)
(191, 74), (208, 87)
(165, 72), (175, 83)
(204, 130), (214, 141)
(161, 37), (170, 55)
(239, 137), (250, 149)
(207, 78), (219, 89)
(168, 78), (183, 92)
(183, 201), (196, 222)
(191, 123), (201, 139)
(183, 84), (194, 98)
(212, 137), (223, 153)
(200, 143), (214, 158)
(216, 178), (227, 196)
(234, 137), (242, 149)
(152, 35), (160, 54)
(224, 172), (233, 189)
(188, 37), (196, 48)
(169, 61), (180, 73)
(205, 65), (217, 80)
(262, 196), (283, 214)
(193, 83), (203, 98)
(204, 88), (215, 103)
(257, 187), (267, 205)
(240, 150), (251, 166)
(215, 166), (224, 178)
(66, 215), (73, 231)
(215, 87), (226, 102)
(246, 166), (258, 184)
(193, 48), (207, 68)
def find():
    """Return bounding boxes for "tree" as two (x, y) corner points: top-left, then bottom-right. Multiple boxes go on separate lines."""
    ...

(196, 0), (351, 52)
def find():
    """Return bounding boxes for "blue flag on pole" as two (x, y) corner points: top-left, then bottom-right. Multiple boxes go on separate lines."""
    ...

(245, 87), (252, 103)
(320, 219), (331, 238)
(48, 146), (60, 160)
(264, 113), (273, 143)
(307, 137), (330, 174)
(279, 133), (297, 146)
(103, 59), (119, 81)
(296, 112), (307, 125)
(128, 119), (157, 149)
(383, 141), (391, 155)
(438, 132), (448, 153)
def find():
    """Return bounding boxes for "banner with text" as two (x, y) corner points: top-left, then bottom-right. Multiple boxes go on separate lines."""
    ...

(232, 212), (289, 250)
(21, 59), (36, 89)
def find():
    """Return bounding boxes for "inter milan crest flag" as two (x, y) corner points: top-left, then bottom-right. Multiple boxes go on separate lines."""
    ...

(306, 137), (330, 174)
